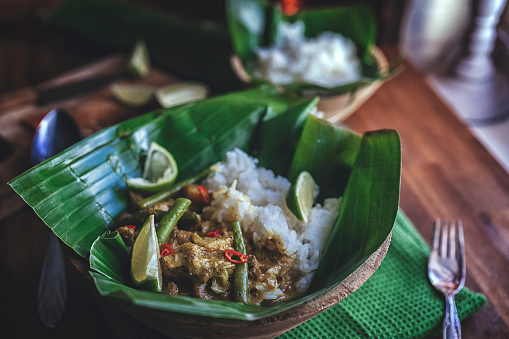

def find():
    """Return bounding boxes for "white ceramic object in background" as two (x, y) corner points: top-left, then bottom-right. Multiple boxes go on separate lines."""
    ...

(400, 0), (472, 73)
(427, 0), (509, 124)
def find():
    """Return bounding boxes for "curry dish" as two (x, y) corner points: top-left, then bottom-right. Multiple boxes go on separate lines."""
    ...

(115, 183), (298, 304)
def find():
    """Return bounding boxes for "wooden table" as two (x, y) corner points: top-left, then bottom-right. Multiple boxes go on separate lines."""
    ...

(0, 47), (508, 338)
(348, 51), (509, 337)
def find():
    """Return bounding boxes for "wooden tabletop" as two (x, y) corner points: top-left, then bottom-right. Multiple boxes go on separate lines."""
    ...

(1, 44), (509, 338)
(347, 50), (509, 338)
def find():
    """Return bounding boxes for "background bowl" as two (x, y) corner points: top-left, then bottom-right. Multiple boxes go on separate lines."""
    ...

(230, 47), (389, 124)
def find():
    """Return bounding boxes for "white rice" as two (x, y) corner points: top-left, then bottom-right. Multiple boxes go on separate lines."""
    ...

(251, 20), (362, 88)
(203, 148), (340, 292)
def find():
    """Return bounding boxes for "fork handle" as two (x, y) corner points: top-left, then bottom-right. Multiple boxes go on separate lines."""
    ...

(443, 294), (461, 339)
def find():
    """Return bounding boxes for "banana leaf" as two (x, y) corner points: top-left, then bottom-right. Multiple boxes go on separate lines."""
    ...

(9, 86), (400, 320)
(226, 1), (391, 96)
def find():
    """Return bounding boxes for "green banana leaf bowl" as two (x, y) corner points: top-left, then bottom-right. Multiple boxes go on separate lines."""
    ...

(9, 86), (401, 338)
(226, 2), (393, 124)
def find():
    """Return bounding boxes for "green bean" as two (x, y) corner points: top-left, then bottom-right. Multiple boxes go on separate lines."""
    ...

(136, 168), (211, 210)
(232, 221), (249, 303)
(155, 197), (191, 247)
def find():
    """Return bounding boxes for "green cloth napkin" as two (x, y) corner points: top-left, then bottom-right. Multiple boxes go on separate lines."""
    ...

(280, 211), (487, 339)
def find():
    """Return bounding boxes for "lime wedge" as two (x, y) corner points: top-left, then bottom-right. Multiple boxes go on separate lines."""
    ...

(111, 83), (155, 107)
(128, 40), (150, 78)
(126, 142), (178, 193)
(286, 171), (318, 223)
(131, 214), (162, 292)
(155, 81), (208, 108)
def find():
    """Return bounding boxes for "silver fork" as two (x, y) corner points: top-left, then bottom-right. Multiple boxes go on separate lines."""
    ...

(428, 218), (466, 339)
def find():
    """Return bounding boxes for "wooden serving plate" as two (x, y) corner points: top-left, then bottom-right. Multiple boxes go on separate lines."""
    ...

(66, 232), (391, 339)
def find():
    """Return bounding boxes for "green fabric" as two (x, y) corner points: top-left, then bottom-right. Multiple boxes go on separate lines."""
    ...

(280, 211), (487, 339)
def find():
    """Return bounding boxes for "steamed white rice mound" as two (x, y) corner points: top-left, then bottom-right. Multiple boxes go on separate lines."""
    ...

(251, 20), (362, 88)
(203, 148), (340, 292)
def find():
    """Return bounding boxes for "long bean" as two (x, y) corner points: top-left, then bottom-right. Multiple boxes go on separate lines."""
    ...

(136, 168), (210, 210)
(155, 197), (191, 247)
(232, 221), (249, 303)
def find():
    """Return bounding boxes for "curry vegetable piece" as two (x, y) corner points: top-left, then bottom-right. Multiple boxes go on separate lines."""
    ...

(232, 221), (249, 303)
(155, 197), (191, 247)
(178, 210), (201, 229)
(113, 208), (167, 229)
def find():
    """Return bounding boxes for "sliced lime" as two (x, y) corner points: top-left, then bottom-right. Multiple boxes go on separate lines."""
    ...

(286, 171), (318, 223)
(111, 83), (155, 107)
(128, 40), (150, 78)
(126, 142), (178, 193)
(155, 81), (208, 108)
(131, 214), (162, 292)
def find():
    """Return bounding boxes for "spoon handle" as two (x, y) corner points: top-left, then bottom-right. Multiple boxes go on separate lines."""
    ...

(37, 232), (68, 328)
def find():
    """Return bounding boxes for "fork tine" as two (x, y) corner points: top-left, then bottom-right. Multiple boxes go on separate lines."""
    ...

(441, 219), (448, 258)
(432, 218), (440, 253)
(458, 219), (466, 276)
(449, 220), (456, 259)
(457, 219), (464, 250)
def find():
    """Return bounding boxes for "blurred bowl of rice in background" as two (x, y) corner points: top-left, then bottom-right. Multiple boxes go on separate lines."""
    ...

(227, 1), (392, 123)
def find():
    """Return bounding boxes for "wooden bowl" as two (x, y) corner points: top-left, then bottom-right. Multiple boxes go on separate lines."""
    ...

(230, 47), (389, 124)
(67, 232), (391, 338)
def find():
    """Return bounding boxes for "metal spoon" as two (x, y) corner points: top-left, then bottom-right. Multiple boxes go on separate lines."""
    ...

(32, 108), (83, 328)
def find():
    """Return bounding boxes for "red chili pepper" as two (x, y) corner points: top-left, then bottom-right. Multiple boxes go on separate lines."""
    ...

(206, 229), (221, 237)
(224, 249), (248, 264)
(160, 243), (174, 257)
(198, 185), (211, 204)
(280, 0), (301, 16)
(125, 225), (136, 230)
